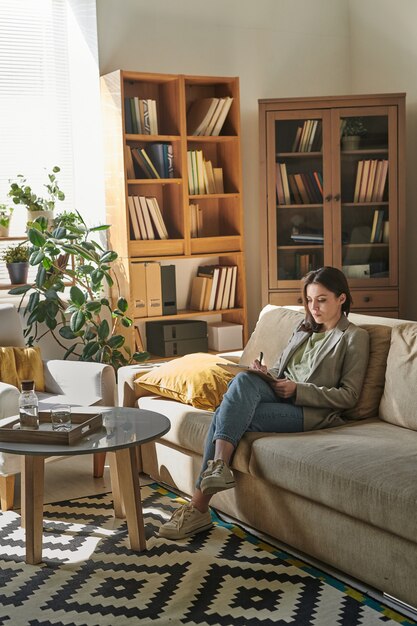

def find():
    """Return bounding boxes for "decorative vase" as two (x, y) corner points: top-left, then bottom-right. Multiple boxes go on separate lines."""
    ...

(27, 209), (54, 228)
(6, 262), (29, 285)
(0, 224), (10, 237)
(342, 135), (361, 151)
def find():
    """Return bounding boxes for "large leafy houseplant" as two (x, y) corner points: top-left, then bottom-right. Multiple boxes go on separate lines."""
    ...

(9, 210), (148, 369)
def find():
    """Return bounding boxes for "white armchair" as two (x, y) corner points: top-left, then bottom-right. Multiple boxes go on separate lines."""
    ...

(0, 303), (117, 510)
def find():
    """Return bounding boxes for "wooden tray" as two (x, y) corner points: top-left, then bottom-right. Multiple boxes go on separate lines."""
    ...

(0, 412), (103, 445)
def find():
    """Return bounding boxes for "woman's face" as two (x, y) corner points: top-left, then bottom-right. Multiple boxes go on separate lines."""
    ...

(306, 282), (346, 330)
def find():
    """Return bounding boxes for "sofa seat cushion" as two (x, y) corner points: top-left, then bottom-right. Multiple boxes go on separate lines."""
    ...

(248, 419), (417, 544)
(137, 395), (255, 474)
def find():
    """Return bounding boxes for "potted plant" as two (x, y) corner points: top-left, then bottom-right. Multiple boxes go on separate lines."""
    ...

(9, 208), (148, 370)
(1, 242), (30, 284)
(0, 204), (13, 237)
(8, 166), (65, 227)
(341, 118), (367, 150)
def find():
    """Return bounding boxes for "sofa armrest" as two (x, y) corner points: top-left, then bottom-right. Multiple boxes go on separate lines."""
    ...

(0, 382), (20, 419)
(43, 360), (117, 407)
(117, 364), (162, 407)
(217, 350), (243, 363)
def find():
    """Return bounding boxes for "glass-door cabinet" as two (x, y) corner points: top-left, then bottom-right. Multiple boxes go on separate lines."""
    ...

(260, 94), (405, 317)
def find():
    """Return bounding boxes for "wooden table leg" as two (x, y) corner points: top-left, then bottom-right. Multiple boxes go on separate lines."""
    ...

(93, 452), (106, 478)
(22, 455), (45, 565)
(113, 447), (146, 552)
(108, 452), (125, 518)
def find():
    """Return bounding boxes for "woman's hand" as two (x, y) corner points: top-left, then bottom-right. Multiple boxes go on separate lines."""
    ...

(270, 378), (297, 399)
(250, 358), (268, 374)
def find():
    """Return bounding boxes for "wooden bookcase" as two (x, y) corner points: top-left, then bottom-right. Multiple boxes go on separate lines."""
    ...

(100, 70), (247, 354)
(258, 93), (406, 318)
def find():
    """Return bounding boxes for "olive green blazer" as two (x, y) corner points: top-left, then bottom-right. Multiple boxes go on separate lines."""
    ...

(270, 315), (370, 430)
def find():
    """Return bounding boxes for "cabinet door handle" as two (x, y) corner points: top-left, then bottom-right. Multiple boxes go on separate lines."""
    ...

(325, 194), (332, 202)
(363, 296), (370, 302)
(297, 297), (302, 304)
(334, 193), (341, 202)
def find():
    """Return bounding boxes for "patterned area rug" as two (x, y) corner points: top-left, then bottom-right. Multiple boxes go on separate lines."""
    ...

(0, 483), (414, 626)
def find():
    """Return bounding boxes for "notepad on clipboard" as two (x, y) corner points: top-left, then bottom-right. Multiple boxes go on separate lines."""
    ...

(216, 363), (278, 382)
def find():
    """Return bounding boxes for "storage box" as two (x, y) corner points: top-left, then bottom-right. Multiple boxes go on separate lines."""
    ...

(146, 320), (208, 357)
(208, 321), (243, 351)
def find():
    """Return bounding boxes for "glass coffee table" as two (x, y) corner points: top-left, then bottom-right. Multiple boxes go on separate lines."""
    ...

(0, 407), (170, 564)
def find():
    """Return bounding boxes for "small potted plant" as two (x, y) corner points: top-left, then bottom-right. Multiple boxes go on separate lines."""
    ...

(0, 204), (13, 237)
(8, 166), (65, 227)
(342, 118), (367, 150)
(1, 242), (30, 285)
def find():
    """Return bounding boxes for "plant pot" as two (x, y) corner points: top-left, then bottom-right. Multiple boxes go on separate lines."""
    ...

(0, 224), (10, 237)
(27, 209), (54, 228)
(6, 262), (29, 285)
(342, 135), (361, 151)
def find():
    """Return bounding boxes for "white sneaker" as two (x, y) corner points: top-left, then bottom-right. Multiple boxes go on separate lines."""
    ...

(200, 459), (235, 495)
(158, 503), (212, 540)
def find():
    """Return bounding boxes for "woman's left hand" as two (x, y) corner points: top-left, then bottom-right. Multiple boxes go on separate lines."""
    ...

(270, 378), (297, 399)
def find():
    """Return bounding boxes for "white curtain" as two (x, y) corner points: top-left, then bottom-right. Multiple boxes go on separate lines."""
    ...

(0, 0), (103, 283)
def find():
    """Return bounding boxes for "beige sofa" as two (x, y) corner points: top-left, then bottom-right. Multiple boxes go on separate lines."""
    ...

(118, 306), (417, 608)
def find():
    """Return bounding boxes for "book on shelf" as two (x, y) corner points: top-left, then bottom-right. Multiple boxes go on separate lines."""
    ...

(292, 120), (320, 152)
(197, 265), (220, 311)
(146, 197), (169, 239)
(124, 145), (136, 179)
(127, 196), (142, 240)
(161, 265), (177, 315)
(133, 196), (147, 239)
(187, 151), (225, 195)
(293, 174), (310, 204)
(190, 203), (204, 238)
(131, 148), (157, 179)
(278, 163), (291, 204)
(276, 163), (286, 204)
(187, 96), (233, 136)
(146, 143), (174, 179)
(291, 229), (324, 244)
(354, 159), (388, 203)
(370, 208), (385, 243)
(287, 174), (302, 204)
(124, 98), (158, 135)
(190, 275), (208, 311)
(138, 196), (155, 239)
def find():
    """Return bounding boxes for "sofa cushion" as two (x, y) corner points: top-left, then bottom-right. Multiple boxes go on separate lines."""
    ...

(134, 353), (234, 411)
(343, 324), (391, 420)
(0, 347), (19, 387)
(239, 306), (303, 367)
(379, 323), (417, 430)
(248, 419), (417, 544)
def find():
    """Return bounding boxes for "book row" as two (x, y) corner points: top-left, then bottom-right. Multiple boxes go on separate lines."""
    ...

(370, 208), (388, 244)
(187, 97), (233, 136)
(130, 262), (238, 320)
(190, 203), (203, 238)
(187, 150), (224, 195)
(291, 119), (322, 152)
(124, 98), (158, 135)
(353, 159), (388, 203)
(125, 144), (174, 180)
(276, 163), (323, 205)
(190, 265), (237, 312)
(128, 196), (168, 240)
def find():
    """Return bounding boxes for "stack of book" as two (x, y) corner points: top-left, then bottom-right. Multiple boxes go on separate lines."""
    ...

(187, 97), (233, 136)
(291, 120), (322, 152)
(276, 163), (323, 205)
(187, 150), (224, 195)
(290, 228), (324, 244)
(189, 203), (204, 238)
(124, 98), (158, 135)
(189, 265), (237, 311)
(370, 209), (387, 243)
(353, 160), (388, 203)
(127, 196), (169, 240)
(129, 143), (174, 179)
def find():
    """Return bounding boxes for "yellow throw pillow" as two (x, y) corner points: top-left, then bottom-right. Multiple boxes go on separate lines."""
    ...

(134, 353), (235, 411)
(13, 346), (45, 392)
(0, 347), (19, 387)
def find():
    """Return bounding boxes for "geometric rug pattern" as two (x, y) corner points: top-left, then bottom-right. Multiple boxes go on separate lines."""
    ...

(0, 483), (414, 626)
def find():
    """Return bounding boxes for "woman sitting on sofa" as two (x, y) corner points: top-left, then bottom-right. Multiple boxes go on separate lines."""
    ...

(159, 266), (370, 540)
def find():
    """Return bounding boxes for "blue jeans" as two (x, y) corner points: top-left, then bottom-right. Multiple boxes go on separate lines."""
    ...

(196, 371), (304, 489)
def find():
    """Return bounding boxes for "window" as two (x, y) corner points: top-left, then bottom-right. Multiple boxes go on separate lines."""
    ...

(0, 0), (103, 285)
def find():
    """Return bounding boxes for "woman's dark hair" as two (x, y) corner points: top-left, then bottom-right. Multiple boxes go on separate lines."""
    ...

(301, 266), (352, 332)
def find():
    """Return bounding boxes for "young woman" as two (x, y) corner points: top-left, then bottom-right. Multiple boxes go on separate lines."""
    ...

(159, 266), (370, 540)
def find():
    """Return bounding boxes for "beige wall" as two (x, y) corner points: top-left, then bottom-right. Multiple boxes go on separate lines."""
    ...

(96, 0), (354, 330)
(348, 0), (417, 320)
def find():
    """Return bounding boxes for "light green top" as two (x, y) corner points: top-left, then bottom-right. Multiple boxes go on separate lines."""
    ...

(285, 330), (334, 383)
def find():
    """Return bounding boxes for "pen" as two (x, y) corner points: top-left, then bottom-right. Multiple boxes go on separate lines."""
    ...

(258, 351), (263, 364)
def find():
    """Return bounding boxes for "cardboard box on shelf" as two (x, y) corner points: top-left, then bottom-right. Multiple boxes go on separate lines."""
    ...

(208, 321), (243, 351)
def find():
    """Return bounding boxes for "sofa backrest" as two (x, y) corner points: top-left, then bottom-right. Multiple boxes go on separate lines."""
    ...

(239, 305), (410, 422)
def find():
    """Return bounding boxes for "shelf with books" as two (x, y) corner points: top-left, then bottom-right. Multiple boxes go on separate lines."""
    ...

(187, 138), (240, 196)
(259, 94), (405, 316)
(101, 70), (247, 354)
